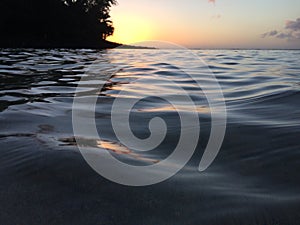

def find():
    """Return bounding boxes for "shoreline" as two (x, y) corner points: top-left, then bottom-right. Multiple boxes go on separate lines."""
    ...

(0, 40), (122, 50)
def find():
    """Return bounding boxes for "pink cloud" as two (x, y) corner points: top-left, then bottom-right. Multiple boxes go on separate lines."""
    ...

(285, 18), (300, 31)
(262, 18), (300, 41)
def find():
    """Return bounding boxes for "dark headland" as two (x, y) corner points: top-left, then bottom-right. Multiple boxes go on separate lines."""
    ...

(0, 0), (121, 49)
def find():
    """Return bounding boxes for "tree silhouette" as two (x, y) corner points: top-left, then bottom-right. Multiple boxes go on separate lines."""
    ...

(0, 0), (119, 48)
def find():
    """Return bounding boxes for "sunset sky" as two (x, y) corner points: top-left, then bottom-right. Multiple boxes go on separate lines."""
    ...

(107, 0), (300, 49)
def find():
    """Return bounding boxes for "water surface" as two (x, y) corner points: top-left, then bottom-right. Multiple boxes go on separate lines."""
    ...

(0, 49), (300, 224)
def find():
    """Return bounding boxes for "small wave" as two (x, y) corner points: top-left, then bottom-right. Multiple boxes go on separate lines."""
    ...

(1, 49), (300, 224)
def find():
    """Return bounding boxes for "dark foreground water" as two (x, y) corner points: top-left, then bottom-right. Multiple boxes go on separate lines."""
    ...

(0, 48), (300, 224)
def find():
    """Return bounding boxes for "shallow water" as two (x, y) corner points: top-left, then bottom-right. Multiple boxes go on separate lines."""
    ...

(0, 48), (300, 224)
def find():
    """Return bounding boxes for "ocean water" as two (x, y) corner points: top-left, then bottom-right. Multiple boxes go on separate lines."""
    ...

(0, 48), (300, 224)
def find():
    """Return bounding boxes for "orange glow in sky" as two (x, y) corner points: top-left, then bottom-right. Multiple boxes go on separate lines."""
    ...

(108, 14), (155, 44)
(108, 0), (300, 49)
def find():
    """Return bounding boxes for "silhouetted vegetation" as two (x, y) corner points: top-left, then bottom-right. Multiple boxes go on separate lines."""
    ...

(0, 0), (120, 48)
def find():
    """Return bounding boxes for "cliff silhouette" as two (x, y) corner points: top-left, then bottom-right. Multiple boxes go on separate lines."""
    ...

(0, 0), (121, 49)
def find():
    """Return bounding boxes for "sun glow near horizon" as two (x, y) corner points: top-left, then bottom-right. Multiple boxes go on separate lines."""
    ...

(108, 0), (300, 49)
(107, 13), (155, 44)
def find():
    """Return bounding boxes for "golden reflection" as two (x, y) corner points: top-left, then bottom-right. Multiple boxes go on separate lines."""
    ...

(58, 136), (158, 164)
(137, 105), (210, 113)
(97, 140), (159, 163)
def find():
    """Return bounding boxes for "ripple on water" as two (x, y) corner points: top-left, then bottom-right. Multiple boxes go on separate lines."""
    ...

(0, 49), (300, 224)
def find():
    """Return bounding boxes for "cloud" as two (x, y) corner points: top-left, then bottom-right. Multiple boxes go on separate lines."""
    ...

(285, 18), (300, 31)
(276, 32), (293, 39)
(261, 30), (278, 38)
(262, 17), (300, 41)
